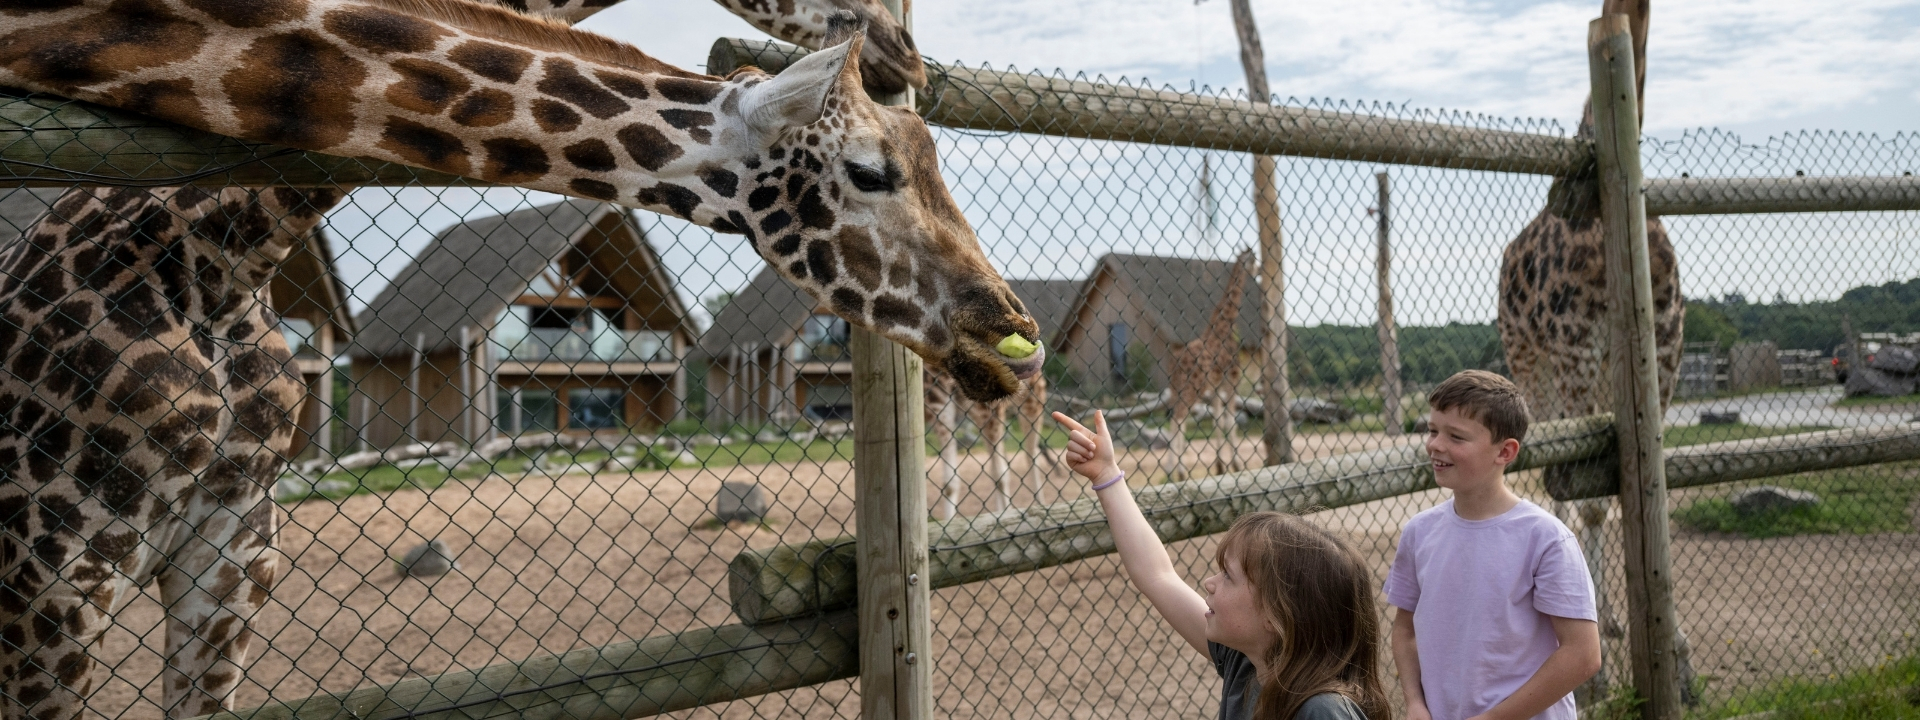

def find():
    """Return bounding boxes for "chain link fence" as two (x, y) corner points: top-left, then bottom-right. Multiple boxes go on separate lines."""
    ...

(2, 47), (1917, 720)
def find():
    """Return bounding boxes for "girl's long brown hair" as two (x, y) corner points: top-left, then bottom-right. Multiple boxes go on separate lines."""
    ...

(1215, 512), (1390, 720)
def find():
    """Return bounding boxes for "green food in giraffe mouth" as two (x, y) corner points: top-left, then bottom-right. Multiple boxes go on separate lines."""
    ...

(996, 335), (1038, 359)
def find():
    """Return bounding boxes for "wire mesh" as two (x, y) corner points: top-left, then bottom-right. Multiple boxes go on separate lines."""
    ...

(0, 54), (1916, 720)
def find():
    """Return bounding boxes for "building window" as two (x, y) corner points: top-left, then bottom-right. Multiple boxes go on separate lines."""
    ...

(792, 314), (850, 362)
(520, 390), (559, 432)
(1108, 323), (1129, 386)
(568, 388), (624, 430)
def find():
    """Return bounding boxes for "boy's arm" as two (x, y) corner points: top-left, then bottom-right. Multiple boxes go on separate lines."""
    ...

(1468, 616), (1602, 720)
(1053, 412), (1210, 654)
(1391, 609), (1432, 720)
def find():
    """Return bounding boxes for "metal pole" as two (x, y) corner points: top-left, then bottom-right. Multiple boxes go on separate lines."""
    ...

(857, 2), (931, 716)
(1373, 171), (1404, 436)
(1589, 14), (1681, 718)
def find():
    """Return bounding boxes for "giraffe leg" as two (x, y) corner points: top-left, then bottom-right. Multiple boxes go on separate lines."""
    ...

(1166, 408), (1190, 483)
(981, 405), (1011, 512)
(929, 385), (960, 520)
(1211, 388), (1240, 474)
(156, 468), (280, 718)
(1021, 399), (1049, 505)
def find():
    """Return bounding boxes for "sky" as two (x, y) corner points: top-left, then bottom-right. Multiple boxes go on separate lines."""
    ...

(321, 0), (1920, 331)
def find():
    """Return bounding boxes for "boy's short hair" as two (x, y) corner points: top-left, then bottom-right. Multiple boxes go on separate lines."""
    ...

(1427, 370), (1531, 443)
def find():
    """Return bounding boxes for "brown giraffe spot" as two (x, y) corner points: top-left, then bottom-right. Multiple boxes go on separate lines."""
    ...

(448, 88), (514, 127)
(536, 58), (628, 119)
(0, 0), (82, 12)
(568, 178), (618, 200)
(758, 210), (792, 236)
(376, 116), (471, 176)
(384, 58), (470, 116)
(481, 138), (550, 183)
(747, 186), (779, 212)
(805, 241), (838, 283)
(322, 5), (449, 55)
(831, 288), (866, 319)
(593, 69), (649, 99)
(0, 0), (207, 88)
(771, 234), (802, 257)
(696, 166), (737, 198)
(615, 124), (680, 171)
(654, 76), (721, 104)
(183, 0), (305, 28)
(796, 185), (834, 229)
(886, 257), (912, 288)
(447, 40), (532, 83)
(872, 295), (925, 329)
(658, 109), (714, 143)
(634, 183), (700, 219)
(222, 29), (366, 149)
(561, 139), (617, 173)
(837, 226), (880, 289)
(530, 98), (581, 133)
(786, 260), (807, 281)
(101, 77), (206, 127)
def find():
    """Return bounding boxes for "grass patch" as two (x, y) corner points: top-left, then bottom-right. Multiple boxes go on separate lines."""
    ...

(1671, 462), (1920, 538)
(1690, 652), (1920, 720)
(1832, 394), (1920, 409)
(1664, 423), (1832, 449)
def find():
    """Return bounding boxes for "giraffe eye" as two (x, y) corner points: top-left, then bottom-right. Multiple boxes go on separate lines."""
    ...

(845, 162), (893, 193)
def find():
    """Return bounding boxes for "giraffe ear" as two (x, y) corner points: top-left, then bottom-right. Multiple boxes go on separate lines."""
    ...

(740, 32), (865, 141)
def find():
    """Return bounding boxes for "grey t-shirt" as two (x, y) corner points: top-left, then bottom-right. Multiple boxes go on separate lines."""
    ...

(1211, 642), (1368, 720)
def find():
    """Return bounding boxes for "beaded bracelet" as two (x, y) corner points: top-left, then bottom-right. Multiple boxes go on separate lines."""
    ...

(1091, 470), (1126, 492)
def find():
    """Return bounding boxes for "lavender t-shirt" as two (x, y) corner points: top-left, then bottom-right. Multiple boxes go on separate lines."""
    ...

(1384, 499), (1596, 720)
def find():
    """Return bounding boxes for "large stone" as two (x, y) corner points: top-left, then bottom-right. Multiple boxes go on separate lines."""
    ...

(1865, 345), (1920, 374)
(1288, 398), (1355, 425)
(1729, 486), (1821, 517)
(1845, 365), (1916, 397)
(1700, 410), (1741, 425)
(395, 540), (459, 578)
(714, 482), (769, 523)
(1110, 420), (1174, 450)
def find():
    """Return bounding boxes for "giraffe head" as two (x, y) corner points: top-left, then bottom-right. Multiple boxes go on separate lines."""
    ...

(719, 26), (1041, 401)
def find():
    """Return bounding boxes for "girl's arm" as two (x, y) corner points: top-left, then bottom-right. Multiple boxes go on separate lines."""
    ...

(1053, 411), (1210, 654)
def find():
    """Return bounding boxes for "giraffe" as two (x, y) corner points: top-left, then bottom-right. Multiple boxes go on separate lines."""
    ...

(1495, 0), (1690, 701)
(926, 369), (1053, 518)
(1165, 248), (1255, 481)
(0, 3), (1046, 717)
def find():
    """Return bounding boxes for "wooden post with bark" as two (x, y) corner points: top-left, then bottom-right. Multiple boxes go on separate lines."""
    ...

(1373, 171), (1404, 436)
(855, 0), (932, 716)
(1222, 0), (1295, 465)
(1590, 14), (1683, 718)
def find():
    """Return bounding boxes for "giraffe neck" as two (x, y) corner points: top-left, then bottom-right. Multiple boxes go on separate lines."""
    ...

(1, 0), (755, 228)
(1198, 250), (1253, 347)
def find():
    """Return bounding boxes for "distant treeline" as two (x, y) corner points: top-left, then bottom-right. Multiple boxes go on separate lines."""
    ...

(1686, 277), (1920, 353)
(1287, 323), (1502, 389)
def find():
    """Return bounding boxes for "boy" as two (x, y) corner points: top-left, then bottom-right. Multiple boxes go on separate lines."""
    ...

(1386, 370), (1603, 720)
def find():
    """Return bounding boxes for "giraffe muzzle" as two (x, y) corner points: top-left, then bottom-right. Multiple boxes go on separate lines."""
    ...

(997, 338), (1044, 381)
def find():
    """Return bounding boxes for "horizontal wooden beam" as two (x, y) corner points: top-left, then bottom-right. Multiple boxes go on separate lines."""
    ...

(1645, 176), (1920, 215)
(709, 38), (1594, 176)
(1549, 424), (1920, 501)
(730, 414), (1617, 625)
(0, 92), (472, 187)
(187, 611), (857, 720)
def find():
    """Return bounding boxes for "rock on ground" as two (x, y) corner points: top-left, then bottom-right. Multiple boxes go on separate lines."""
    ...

(395, 540), (459, 578)
(713, 482), (769, 523)
(1730, 486), (1821, 517)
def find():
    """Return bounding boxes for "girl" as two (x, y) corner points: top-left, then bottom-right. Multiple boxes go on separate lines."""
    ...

(1053, 410), (1390, 720)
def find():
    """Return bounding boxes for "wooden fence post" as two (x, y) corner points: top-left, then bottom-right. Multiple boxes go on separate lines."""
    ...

(1589, 14), (1682, 718)
(856, 0), (932, 716)
(1373, 171), (1403, 436)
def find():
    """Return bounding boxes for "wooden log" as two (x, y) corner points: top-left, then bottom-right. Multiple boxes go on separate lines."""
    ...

(1590, 15), (1683, 717)
(729, 414), (1616, 624)
(1373, 171), (1404, 437)
(707, 39), (1592, 176)
(0, 92), (472, 188)
(185, 611), (858, 720)
(1546, 425), (1920, 501)
(1645, 176), (1920, 216)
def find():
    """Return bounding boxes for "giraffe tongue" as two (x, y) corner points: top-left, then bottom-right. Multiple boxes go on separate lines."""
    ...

(1000, 342), (1044, 380)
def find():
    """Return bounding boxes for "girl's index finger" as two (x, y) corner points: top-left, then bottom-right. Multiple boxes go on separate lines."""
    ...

(1051, 411), (1090, 435)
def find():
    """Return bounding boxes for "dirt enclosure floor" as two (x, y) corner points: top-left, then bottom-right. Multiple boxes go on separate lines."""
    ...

(78, 433), (1920, 719)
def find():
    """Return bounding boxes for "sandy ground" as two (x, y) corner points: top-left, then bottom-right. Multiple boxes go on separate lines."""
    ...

(74, 431), (1920, 719)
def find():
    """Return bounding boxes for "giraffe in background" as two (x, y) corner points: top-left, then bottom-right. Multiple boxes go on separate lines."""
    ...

(927, 371), (1054, 518)
(1165, 248), (1255, 481)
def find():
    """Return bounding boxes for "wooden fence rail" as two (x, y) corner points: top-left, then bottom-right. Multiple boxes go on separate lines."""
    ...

(190, 417), (1920, 720)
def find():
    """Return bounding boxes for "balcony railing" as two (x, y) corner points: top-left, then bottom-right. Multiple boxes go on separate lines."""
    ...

(496, 328), (675, 364)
